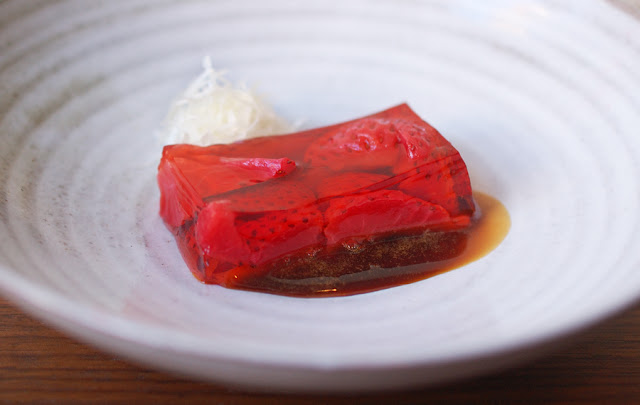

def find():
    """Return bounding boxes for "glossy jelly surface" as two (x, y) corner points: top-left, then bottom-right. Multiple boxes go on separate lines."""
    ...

(157, 104), (500, 296)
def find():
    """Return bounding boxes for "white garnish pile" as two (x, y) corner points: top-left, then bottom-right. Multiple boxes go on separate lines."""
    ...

(158, 57), (293, 146)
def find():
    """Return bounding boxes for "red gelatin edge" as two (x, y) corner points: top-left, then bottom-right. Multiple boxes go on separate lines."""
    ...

(157, 104), (475, 295)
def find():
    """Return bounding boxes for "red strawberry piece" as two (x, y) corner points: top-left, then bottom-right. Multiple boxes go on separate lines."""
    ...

(308, 170), (389, 199)
(159, 144), (296, 227)
(194, 201), (323, 273)
(373, 103), (453, 166)
(236, 205), (324, 265)
(323, 189), (452, 246)
(158, 158), (204, 228)
(195, 200), (249, 265)
(303, 118), (401, 171)
(397, 155), (475, 218)
(214, 175), (317, 213)
(382, 111), (474, 217)
(393, 119), (451, 162)
(173, 154), (296, 197)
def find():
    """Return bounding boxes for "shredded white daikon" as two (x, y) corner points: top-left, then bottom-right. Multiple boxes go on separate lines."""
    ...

(158, 56), (294, 146)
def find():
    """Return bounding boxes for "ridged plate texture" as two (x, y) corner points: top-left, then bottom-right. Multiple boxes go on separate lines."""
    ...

(1, 0), (640, 392)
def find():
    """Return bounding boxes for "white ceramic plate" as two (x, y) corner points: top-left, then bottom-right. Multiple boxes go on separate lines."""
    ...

(2, 0), (640, 393)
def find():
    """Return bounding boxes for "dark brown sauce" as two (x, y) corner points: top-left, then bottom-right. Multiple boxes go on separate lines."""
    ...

(228, 192), (510, 297)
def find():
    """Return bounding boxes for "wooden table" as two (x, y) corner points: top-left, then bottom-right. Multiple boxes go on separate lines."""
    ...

(1, 297), (639, 404)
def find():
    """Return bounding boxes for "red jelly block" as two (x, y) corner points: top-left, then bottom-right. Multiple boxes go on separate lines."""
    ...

(157, 104), (475, 292)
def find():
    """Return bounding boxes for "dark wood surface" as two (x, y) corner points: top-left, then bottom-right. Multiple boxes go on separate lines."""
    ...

(1, 297), (640, 404)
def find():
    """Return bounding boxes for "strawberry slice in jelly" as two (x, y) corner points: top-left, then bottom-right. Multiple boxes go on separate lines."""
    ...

(157, 103), (476, 296)
(323, 189), (453, 246)
(158, 149), (296, 228)
(303, 118), (401, 171)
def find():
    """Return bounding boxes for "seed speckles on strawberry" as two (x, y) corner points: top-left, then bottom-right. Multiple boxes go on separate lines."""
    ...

(157, 103), (475, 291)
